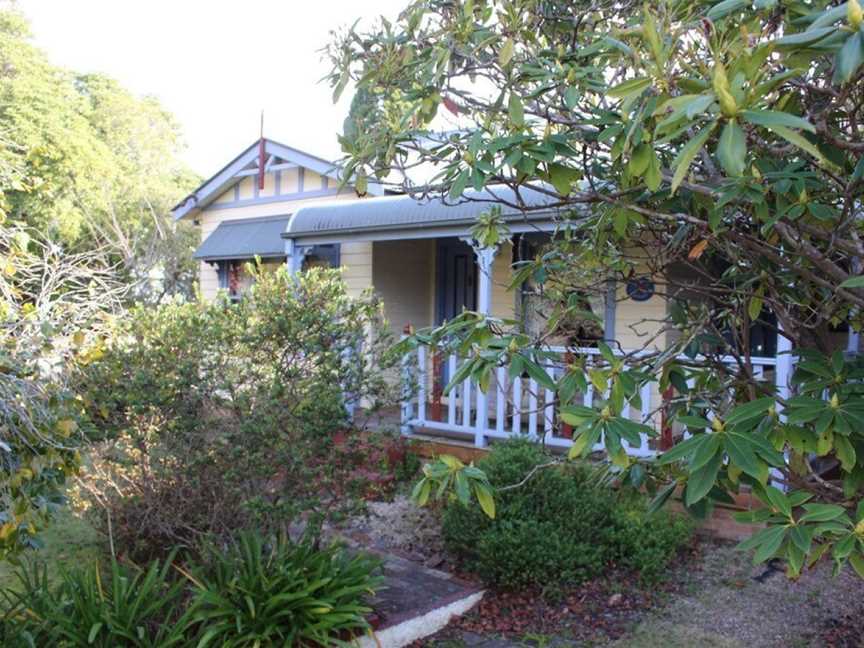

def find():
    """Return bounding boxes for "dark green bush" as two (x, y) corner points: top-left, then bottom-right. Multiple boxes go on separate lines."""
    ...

(186, 532), (383, 647)
(475, 519), (604, 589)
(441, 440), (692, 588)
(604, 500), (693, 583)
(0, 554), (191, 647)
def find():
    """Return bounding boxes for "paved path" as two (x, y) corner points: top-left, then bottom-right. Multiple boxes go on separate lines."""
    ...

(369, 551), (482, 636)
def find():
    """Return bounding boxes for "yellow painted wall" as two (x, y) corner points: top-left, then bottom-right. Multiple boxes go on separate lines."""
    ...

(614, 282), (667, 351)
(613, 249), (666, 351)
(610, 254), (668, 431)
(306, 170), (324, 190)
(212, 188), (234, 204)
(282, 168), (299, 193)
(340, 241), (373, 299)
(260, 170), (276, 198)
(238, 176), (254, 200)
(490, 242), (516, 320)
(372, 240), (435, 335)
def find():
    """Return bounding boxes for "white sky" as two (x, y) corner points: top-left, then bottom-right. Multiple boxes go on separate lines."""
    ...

(20, 0), (407, 178)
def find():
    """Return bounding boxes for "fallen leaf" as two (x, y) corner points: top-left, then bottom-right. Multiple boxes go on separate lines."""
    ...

(688, 239), (709, 260)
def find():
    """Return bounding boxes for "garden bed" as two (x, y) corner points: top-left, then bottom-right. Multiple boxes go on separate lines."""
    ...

(333, 481), (864, 648)
(413, 539), (864, 648)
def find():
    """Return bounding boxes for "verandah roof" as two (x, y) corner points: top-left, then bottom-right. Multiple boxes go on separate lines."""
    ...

(283, 186), (575, 245)
(193, 215), (291, 262)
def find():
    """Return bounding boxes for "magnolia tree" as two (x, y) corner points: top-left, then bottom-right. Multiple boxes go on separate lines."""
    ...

(328, 0), (864, 577)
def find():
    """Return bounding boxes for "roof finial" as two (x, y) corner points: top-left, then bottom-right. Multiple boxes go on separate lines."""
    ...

(257, 110), (265, 190)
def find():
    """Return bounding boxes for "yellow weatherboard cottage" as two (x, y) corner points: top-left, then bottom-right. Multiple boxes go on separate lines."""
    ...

(173, 139), (788, 453)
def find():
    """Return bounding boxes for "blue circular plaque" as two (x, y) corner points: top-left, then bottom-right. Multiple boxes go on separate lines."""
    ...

(626, 276), (655, 302)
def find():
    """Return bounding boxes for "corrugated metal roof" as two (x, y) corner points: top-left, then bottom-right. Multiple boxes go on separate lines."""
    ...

(193, 215), (290, 261)
(284, 186), (569, 239)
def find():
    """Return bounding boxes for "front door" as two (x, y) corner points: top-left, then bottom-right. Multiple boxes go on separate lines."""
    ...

(436, 238), (477, 325)
(434, 238), (478, 408)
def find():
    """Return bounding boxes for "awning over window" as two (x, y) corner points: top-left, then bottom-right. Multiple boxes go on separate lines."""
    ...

(193, 215), (291, 262)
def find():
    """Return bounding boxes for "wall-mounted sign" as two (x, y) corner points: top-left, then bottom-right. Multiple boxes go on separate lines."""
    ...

(626, 276), (655, 302)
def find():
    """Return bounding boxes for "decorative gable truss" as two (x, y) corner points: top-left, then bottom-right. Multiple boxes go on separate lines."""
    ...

(171, 138), (383, 221)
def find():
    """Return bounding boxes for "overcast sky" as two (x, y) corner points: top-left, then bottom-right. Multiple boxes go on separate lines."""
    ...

(20, 0), (407, 178)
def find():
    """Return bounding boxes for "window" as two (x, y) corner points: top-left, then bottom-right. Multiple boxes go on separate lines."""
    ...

(300, 244), (340, 270)
(217, 258), (286, 301)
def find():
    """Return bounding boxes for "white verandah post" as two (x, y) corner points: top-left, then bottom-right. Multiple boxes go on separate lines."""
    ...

(284, 239), (310, 275)
(400, 325), (415, 436)
(467, 239), (500, 447)
(773, 323), (794, 489)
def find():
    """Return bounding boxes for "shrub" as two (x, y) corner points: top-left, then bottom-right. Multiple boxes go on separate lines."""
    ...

(75, 433), (258, 562)
(441, 440), (692, 588)
(604, 497), (693, 583)
(185, 532), (383, 647)
(74, 267), (401, 560)
(0, 554), (191, 647)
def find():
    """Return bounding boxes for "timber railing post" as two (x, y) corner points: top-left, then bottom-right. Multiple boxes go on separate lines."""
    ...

(560, 351), (575, 440)
(660, 385), (675, 451)
(431, 346), (443, 422)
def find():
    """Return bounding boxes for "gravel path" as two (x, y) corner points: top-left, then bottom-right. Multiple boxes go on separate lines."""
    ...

(610, 542), (864, 648)
(419, 541), (864, 647)
(338, 495), (448, 566)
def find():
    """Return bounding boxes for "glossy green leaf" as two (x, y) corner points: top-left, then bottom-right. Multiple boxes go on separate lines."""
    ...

(508, 93), (525, 126)
(685, 450), (723, 506)
(726, 397), (775, 425)
(706, 0), (750, 21)
(717, 119), (747, 176)
(849, 552), (864, 579)
(798, 503), (846, 523)
(499, 38), (515, 67)
(690, 433), (722, 471)
(762, 123), (827, 165)
(658, 432), (709, 464)
(740, 109), (816, 133)
(773, 26), (836, 49)
(671, 121), (717, 194)
(647, 480), (678, 514)
(833, 32), (864, 85)
(839, 275), (864, 289)
(548, 163), (579, 195)
(644, 149), (662, 190)
(474, 482), (496, 519)
(607, 77), (652, 99)
(753, 525), (787, 563)
(763, 485), (792, 517)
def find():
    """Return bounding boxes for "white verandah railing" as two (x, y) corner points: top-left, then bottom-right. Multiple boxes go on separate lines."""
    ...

(400, 343), (790, 456)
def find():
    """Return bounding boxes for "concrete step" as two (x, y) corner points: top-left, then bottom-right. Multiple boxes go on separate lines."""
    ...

(359, 552), (484, 648)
